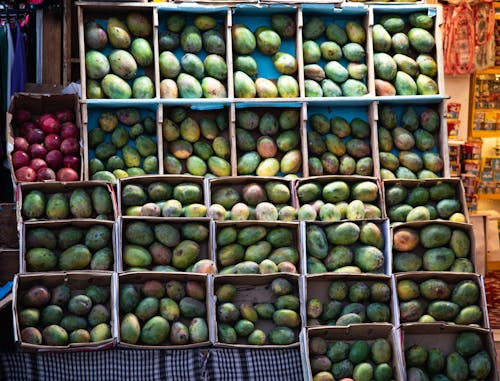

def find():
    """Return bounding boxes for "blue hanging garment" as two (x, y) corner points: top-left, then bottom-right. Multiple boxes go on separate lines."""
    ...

(11, 22), (27, 95)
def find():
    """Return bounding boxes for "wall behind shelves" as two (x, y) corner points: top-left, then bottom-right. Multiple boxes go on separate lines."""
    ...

(445, 74), (471, 142)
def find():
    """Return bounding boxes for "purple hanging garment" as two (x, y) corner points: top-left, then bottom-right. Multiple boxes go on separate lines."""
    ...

(11, 23), (27, 95)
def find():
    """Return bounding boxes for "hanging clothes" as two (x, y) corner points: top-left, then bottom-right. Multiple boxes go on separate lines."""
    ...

(6, 23), (14, 101)
(11, 22), (27, 95)
(0, 24), (8, 120)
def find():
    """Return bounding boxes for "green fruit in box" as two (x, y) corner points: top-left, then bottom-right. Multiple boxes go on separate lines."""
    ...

(180, 25), (202, 53)
(446, 352), (468, 381)
(141, 316), (169, 345)
(125, 221), (154, 246)
(85, 50), (110, 80)
(126, 12), (151, 38)
(203, 30), (225, 55)
(58, 244), (91, 270)
(179, 297), (206, 318)
(56, 227), (82, 250)
(271, 14), (295, 39)
(69, 188), (92, 218)
(202, 77), (227, 98)
(392, 32), (411, 55)
(341, 79), (367, 96)
(46, 193), (69, 220)
(101, 74), (132, 99)
(177, 73), (203, 98)
(303, 40), (321, 64)
(422, 152), (444, 173)
(452, 280), (478, 307)
(88, 128), (105, 148)
(42, 324), (68, 346)
(406, 367), (429, 381)
(234, 55), (257, 76)
(399, 151), (423, 172)
(235, 261), (260, 274)
(303, 17), (325, 40)
(394, 54), (419, 77)
(347, 63), (368, 80)
(232, 24), (256, 55)
(159, 51), (180, 79)
(372, 24), (391, 53)
(88, 304), (110, 327)
(345, 21), (366, 44)
(189, 317), (208, 343)
(277, 75), (299, 98)
(380, 14), (405, 33)
(423, 248), (455, 271)
(166, 14), (186, 33)
(95, 142), (117, 162)
(273, 309), (300, 328)
(409, 12), (434, 30)
(255, 78), (278, 98)
(456, 331), (483, 357)
(325, 23), (347, 45)
(109, 49), (137, 80)
(218, 323), (236, 344)
(468, 351), (492, 379)
(342, 43), (366, 62)
(171, 240), (200, 269)
(408, 28), (435, 54)
(268, 326), (295, 345)
(234, 71), (256, 98)
(304, 64), (325, 82)
(22, 191), (45, 219)
(120, 313), (141, 344)
(130, 38), (153, 67)
(455, 305), (482, 325)
(427, 301), (460, 320)
(417, 74), (439, 95)
(394, 71), (417, 95)
(325, 61), (348, 83)
(320, 41), (342, 61)
(256, 28), (281, 55)
(204, 54), (227, 80)
(273, 52), (297, 75)
(417, 54), (437, 77)
(85, 21), (107, 50)
(132, 76), (154, 99)
(90, 247), (113, 270)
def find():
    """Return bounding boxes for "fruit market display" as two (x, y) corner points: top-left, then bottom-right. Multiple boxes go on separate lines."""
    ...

(307, 108), (373, 177)
(296, 179), (382, 221)
(17, 281), (112, 346)
(302, 14), (369, 97)
(120, 179), (206, 217)
(396, 276), (483, 325)
(84, 12), (155, 99)
(121, 219), (214, 273)
(215, 276), (301, 345)
(25, 223), (114, 272)
(10, 106), (80, 182)
(306, 221), (386, 274)
(392, 223), (474, 273)
(209, 179), (295, 221)
(385, 181), (467, 223)
(306, 277), (392, 326)
(162, 107), (231, 176)
(21, 185), (114, 221)
(236, 107), (302, 176)
(88, 108), (158, 181)
(119, 276), (209, 346)
(372, 11), (439, 96)
(378, 104), (444, 179)
(215, 223), (299, 274)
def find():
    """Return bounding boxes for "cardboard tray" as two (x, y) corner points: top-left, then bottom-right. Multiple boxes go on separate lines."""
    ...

(81, 103), (162, 180)
(400, 324), (499, 381)
(12, 271), (117, 352)
(304, 273), (396, 326)
(213, 273), (303, 348)
(0, 203), (18, 249)
(301, 324), (403, 381)
(6, 93), (84, 185)
(393, 272), (489, 329)
(375, 99), (450, 178)
(383, 178), (470, 224)
(20, 220), (117, 273)
(302, 219), (391, 275)
(391, 220), (477, 274)
(370, 5), (446, 99)
(303, 101), (379, 178)
(77, 4), (159, 102)
(117, 174), (207, 216)
(118, 216), (214, 273)
(299, 4), (375, 100)
(0, 249), (19, 285)
(16, 181), (118, 224)
(214, 220), (302, 274)
(162, 104), (234, 175)
(117, 271), (212, 349)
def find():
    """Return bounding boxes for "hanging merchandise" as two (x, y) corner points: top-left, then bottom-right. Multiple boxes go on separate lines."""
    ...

(11, 22), (27, 95)
(475, 0), (496, 70)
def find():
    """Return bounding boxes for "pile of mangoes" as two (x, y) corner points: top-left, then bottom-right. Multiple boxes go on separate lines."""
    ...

(122, 220), (214, 273)
(385, 181), (466, 223)
(372, 12), (439, 96)
(84, 13), (155, 99)
(306, 222), (385, 274)
(215, 277), (300, 345)
(119, 278), (209, 345)
(306, 279), (392, 326)
(88, 108), (158, 181)
(236, 108), (302, 176)
(209, 180), (295, 222)
(296, 179), (382, 221)
(308, 336), (394, 381)
(378, 105), (443, 179)
(18, 283), (112, 346)
(397, 277), (482, 325)
(216, 224), (299, 274)
(393, 223), (473, 273)
(233, 14), (299, 98)
(22, 186), (114, 221)
(302, 16), (369, 97)
(120, 181), (206, 217)
(307, 112), (372, 176)
(159, 14), (228, 99)
(405, 331), (492, 380)
(162, 107), (231, 176)
(25, 223), (113, 271)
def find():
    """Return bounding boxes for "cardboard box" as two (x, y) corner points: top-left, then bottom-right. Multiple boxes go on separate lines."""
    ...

(376, 100), (450, 178)
(400, 324), (499, 381)
(299, 5), (374, 100)
(301, 324), (403, 381)
(16, 181), (118, 224)
(162, 104), (233, 175)
(393, 272), (489, 329)
(117, 272), (212, 349)
(391, 220), (476, 274)
(302, 219), (391, 275)
(6, 93), (83, 185)
(78, 3), (158, 101)
(214, 220), (302, 274)
(233, 102), (307, 177)
(117, 174), (207, 217)
(383, 178), (470, 224)
(118, 217), (214, 272)
(370, 5), (445, 99)
(20, 220), (117, 273)
(213, 273), (302, 348)
(13, 271), (117, 352)
(304, 273), (395, 326)
(303, 102), (379, 178)
(0, 249), (19, 285)
(0, 203), (18, 248)
(82, 103), (162, 180)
